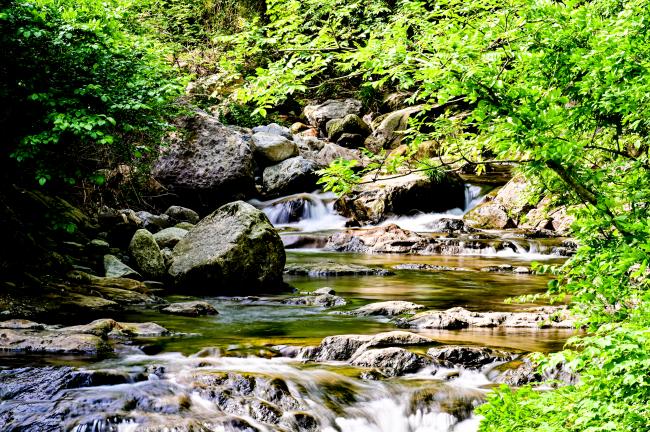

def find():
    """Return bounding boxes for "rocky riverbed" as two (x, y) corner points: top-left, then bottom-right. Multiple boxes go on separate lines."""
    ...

(0, 99), (580, 432)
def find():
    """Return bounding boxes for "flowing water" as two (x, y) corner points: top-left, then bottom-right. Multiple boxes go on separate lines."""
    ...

(1, 186), (576, 432)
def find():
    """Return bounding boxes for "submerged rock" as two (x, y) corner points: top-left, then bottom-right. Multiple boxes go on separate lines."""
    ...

(393, 264), (473, 272)
(401, 306), (576, 330)
(161, 301), (218, 317)
(284, 262), (394, 277)
(169, 201), (286, 292)
(282, 293), (346, 308)
(350, 301), (425, 316)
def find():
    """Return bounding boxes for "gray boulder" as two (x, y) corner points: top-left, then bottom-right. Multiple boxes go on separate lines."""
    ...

(252, 132), (299, 164)
(262, 156), (320, 196)
(169, 201), (286, 292)
(103, 254), (141, 280)
(350, 347), (429, 376)
(304, 99), (363, 133)
(128, 229), (166, 280)
(252, 123), (292, 139)
(153, 227), (188, 249)
(152, 114), (256, 208)
(164, 206), (200, 224)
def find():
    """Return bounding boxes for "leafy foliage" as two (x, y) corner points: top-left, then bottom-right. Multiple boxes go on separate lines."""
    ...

(0, 0), (187, 188)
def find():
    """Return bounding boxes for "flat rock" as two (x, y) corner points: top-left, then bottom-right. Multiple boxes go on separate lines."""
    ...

(305, 331), (434, 362)
(401, 306), (576, 330)
(281, 294), (346, 308)
(350, 301), (425, 316)
(161, 301), (218, 317)
(426, 346), (516, 370)
(0, 319), (170, 354)
(325, 224), (428, 254)
(284, 262), (394, 277)
(393, 264), (472, 272)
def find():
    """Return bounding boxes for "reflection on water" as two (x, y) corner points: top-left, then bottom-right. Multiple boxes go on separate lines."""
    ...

(116, 250), (571, 355)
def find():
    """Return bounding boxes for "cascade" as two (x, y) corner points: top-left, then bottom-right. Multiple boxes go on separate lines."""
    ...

(249, 192), (346, 232)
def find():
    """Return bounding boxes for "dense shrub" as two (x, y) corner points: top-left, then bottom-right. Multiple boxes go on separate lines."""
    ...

(0, 0), (187, 189)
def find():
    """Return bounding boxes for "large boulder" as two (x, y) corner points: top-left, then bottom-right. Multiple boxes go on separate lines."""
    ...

(262, 156), (320, 197)
(364, 106), (423, 151)
(152, 114), (256, 208)
(169, 201), (286, 292)
(335, 173), (465, 225)
(252, 132), (299, 164)
(304, 99), (363, 133)
(128, 229), (166, 280)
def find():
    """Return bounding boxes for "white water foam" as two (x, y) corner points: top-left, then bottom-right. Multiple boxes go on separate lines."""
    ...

(250, 191), (347, 232)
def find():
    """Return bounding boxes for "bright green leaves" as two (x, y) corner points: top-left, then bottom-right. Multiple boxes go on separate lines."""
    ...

(316, 159), (360, 195)
(2, 0), (186, 187)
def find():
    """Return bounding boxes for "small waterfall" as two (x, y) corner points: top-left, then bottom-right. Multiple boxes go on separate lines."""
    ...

(464, 184), (486, 212)
(380, 184), (489, 232)
(250, 192), (346, 232)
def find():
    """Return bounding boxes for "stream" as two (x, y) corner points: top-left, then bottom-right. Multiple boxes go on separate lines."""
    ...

(0, 187), (576, 432)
